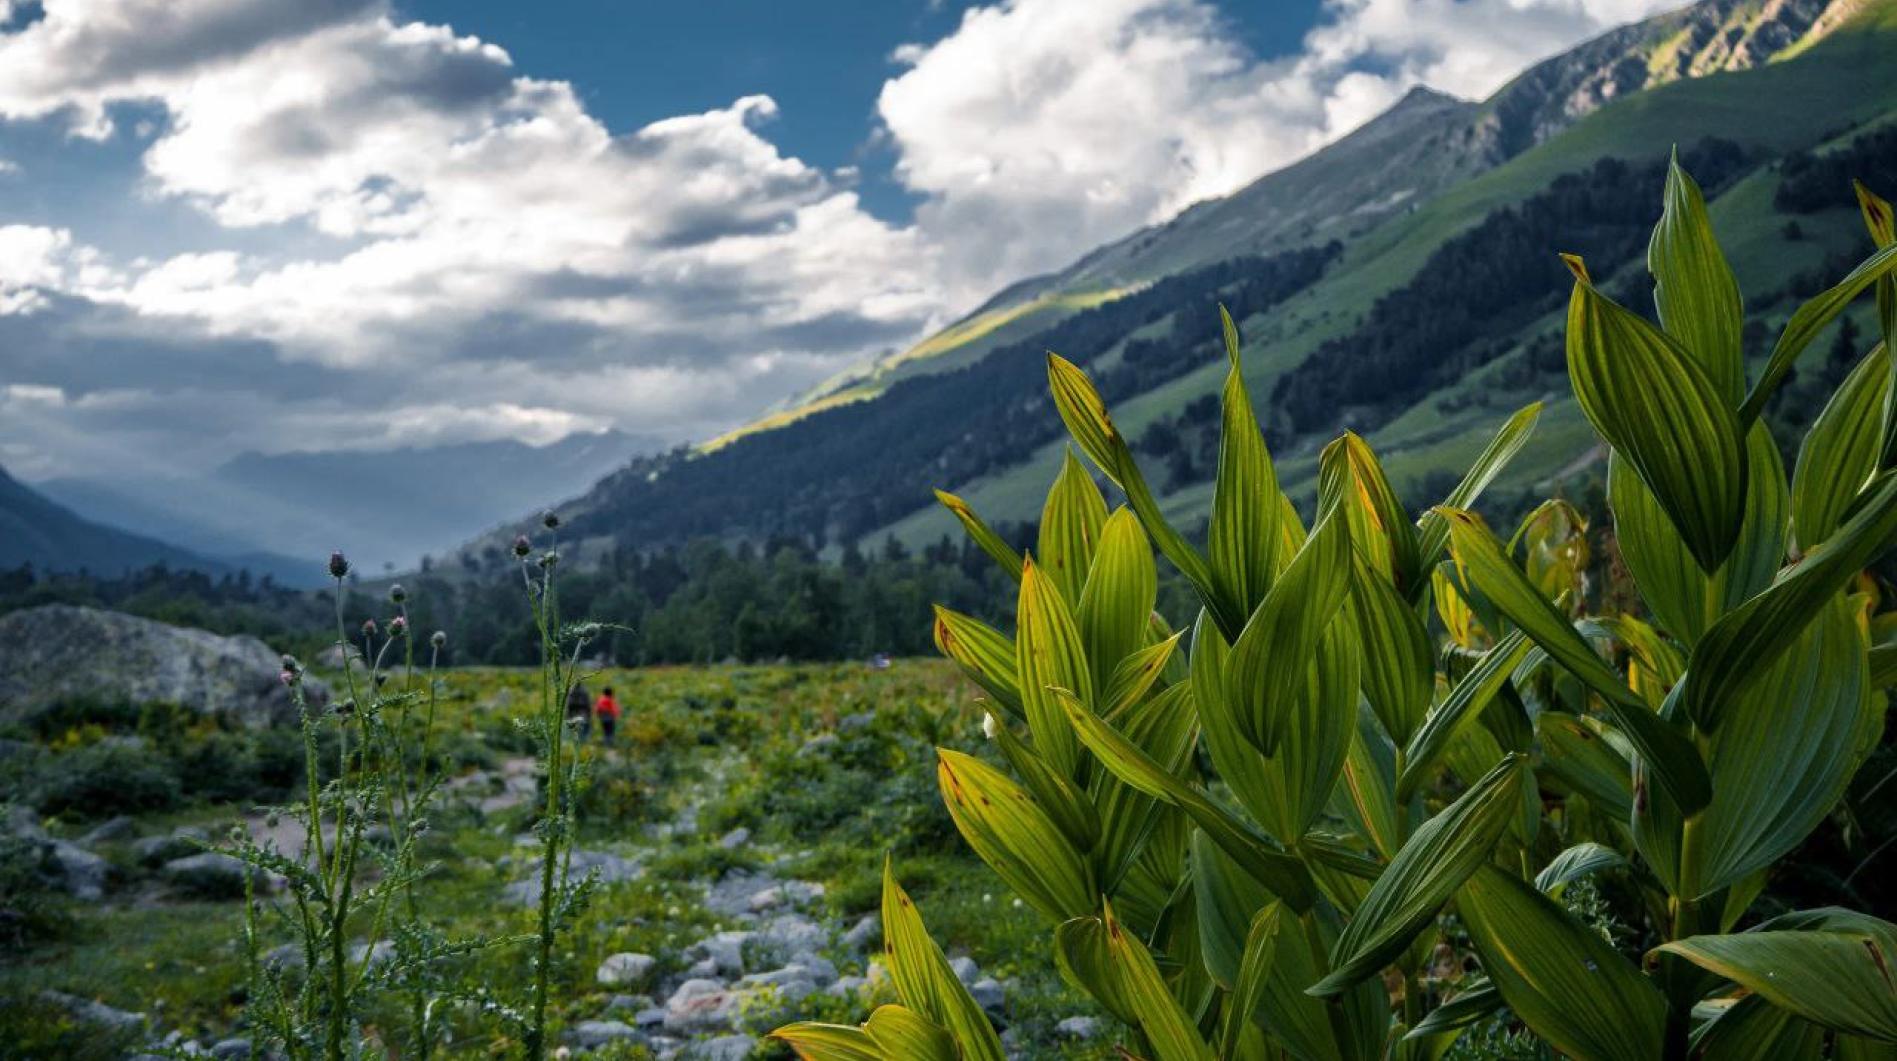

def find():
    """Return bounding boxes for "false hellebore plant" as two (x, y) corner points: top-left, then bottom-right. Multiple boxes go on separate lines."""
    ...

(777, 160), (1897, 1059)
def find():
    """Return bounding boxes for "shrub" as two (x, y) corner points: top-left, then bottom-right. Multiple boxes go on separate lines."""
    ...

(778, 165), (1897, 1057)
(33, 739), (181, 819)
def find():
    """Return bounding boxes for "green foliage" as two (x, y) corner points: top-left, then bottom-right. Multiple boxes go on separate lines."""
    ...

(855, 163), (1897, 1060)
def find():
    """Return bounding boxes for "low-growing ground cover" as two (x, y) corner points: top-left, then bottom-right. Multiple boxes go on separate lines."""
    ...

(1, 659), (1112, 1058)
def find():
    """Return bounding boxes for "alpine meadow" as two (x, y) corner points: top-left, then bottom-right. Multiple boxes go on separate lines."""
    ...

(5, 1), (1897, 1060)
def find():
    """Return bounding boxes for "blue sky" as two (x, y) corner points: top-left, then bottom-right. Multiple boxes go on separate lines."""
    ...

(0, 0), (1678, 484)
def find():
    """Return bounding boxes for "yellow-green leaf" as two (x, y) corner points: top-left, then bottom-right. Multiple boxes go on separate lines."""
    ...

(934, 489), (1023, 583)
(1397, 630), (1532, 803)
(1208, 322), (1282, 630)
(938, 749), (1097, 922)
(1041, 448), (1108, 606)
(1080, 507), (1160, 695)
(864, 1005), (957, 1060)
(1351, 557), (1434, 747)
(1414, 402), (1543, 586)
(1741, 239), (1897, 427)
(771, 1022), (885, 1060)
(1220, 901), (1287, 1060)
(1793, 341), (1889, 552)
(1657, 919), (1897, 1042)
(1648, 151), (1745, 404)
(1229, 511), (1351, 755)
(933, 606), (1023, 719)
(879, 861), (1005, 1061)
(1015, 556), (1093, 778)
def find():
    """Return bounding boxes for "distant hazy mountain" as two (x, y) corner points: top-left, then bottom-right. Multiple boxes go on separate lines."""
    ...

(0, 465), (232, 577)
(42, 429), (658, 577)
(471, 0), (1897, 565)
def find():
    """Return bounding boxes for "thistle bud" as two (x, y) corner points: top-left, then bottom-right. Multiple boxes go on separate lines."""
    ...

(328, 551), (350, 579)
(578, 622), (601, 641)
(388, 583), (406, 605)
(336, 698), (357, 717)
(542, 511), (561, 530)
(513, 534), (532, 558)
(538, 550), (560, 569)
(279, 669), (297, 687)
(280, 654), (302, 676)
(361, 618), (378, 638)
(431, 630), (447, 649)
(389, 615), (408, 637)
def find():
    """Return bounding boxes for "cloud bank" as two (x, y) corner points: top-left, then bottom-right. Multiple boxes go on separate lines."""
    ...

(0, 0), (1680, 481)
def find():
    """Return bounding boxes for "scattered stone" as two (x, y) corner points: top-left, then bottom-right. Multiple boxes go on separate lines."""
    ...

(633, 1006), (667, 1029)
(792, 952), (838, 986)
(1056, 1016), (1102, 1041)
(756, 912), (824, 955)
(691, 929), (754, 976)
(826, 975), (867, 999)
(687, 1034), (757, 1061)
(798, 733), (839, 756)
(39, 989), (144, 1031)
(565, 1019), (638, 1050)
(81, 816), (135, 845)
(948, 955), (980, 986)
(686, 957), (720, 979)
(705, 869), (778, 918)
(663, 978), (737, 1036)
(596, 951), (657, 987)
(503, 848), (641, 906)
(717, 827), (750, 850)
(209, 1037), (252, 1059)
(840, 912), (880, 951)
(970, 977), (1006, 1014)
(48, 839), (107, 901)
(837, 711), (875, 731)
(0, 605), (328, 725)
(604, 993), (651, 1014)
(349, 940), (396, 968)
(136, 826), (210, 867)
(162, 852), (264, 899)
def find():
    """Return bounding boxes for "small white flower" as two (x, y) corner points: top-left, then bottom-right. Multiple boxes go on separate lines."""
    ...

(981, 713), (1000, 740)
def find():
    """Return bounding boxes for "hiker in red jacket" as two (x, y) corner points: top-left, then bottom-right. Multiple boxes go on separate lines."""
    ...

(594, 686), (620, 746)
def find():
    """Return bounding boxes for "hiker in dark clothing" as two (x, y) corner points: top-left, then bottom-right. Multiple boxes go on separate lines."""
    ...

(595, 686), (620, 746)
(566, 680), (592, 742)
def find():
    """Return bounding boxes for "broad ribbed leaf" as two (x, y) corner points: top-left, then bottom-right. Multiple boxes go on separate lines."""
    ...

(1055, 687), (1316, 910)
(1537, 713), (1633, 819)
(1351, 558), (1434, 747)
(1440, 508), (1711, 812)
(1414, 403), (1543, 586)
(1564, 254), (1746, 572)
(1310, 753), (1525, 996)
(1053, 914), (1137, 1023)
(988, 717), (1100, 853)
(864, 1005), (958, 1060)
(1683, 472), (1897, 732)
(1689, 596), (1876, 896)
(771, 1022), (885, 1061)
(879, 861), (1006, 1061)
(1856, 183), (1897, 469)
(938, 749), (1097, 921)
(1191, 829), (1268, 990)
(1649, 152), (1745, 403)
(1691, 995), (1827, 1061)
(1015, 557), (1093, 778)
(1220, 901), (1287, 1060)
(1534, 842), (1625, 898)
(1658, 922), (1897, 1041)
(1339, 708), (1404, 861)
(1591, 614), (1686, 708)
(1101, 634), (1179, 717)
(1460, 865), (1668, 1060)
(1402, 981), (1502, 1041)
(1229, 511), (1351, 754)
(1091, 682), (1195, 892)
(1432, 564), (1484, 649)
(1208, 317), (1282, 629)
(1189, 611), (1279, 829)
(1397, 630), (1532, 803)
(1041, 449), (1108, 605)
(1793, 342), (1888, 552)
(1741, 239), (1897, 427)
(935, 489), (1023, 582)
(1047, 353), (1220, 621)
(1080, 507), (1159, 693)
(1240, 624), (1361, 844)
(933, 606), (1023, 719)
(1611, 421), (1787, 646)
(1103, 898), (1217, 1061)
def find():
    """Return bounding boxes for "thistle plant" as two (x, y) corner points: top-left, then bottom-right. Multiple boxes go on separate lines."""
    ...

(778, 161), (1897, 1059)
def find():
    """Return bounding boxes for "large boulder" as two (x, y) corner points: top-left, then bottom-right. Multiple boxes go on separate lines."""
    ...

(0, 605), (327, 725)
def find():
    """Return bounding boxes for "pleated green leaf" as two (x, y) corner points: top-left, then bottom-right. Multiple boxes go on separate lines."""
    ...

(1683, 472), (1897, 732)
(1208, 316), (1282, 630)
(1047, 353), (1221, 624)
(937, 749), (1097, 922)
(1323, 431), (1421, 589)
(1351, 557), (1434, 747)
(1338, 708), (1405, 861)
(1657, 922), (1897, 1041)
(879, 860), (1006, 1061)
(1101, 633), (1178, 719)
(1255, 625), (1362, 844)
(771, 1021), (885, 1061)
(1015, 556), (1093, 778)
(1689, 596), (1876, 896)
(1855, 182), (1897, 469)
(1310, 753), (1525, 997)
(1648, 151), (1745, 404)
(1040, 449), (1108, 606)
(934, 489), (1023, 583)
(1440, 508), (1711, 812)
(1397, 630), (1532, 803)
(1102, 898), (1218, 1061)
(1220, 901), (1287, 1060)
(1459, 865), (1668, 1060)
(1090, 682), (1195, 892)
(1793, 342), (1888, 552)
(1741, 239), (1897, 428)
(1189, 611), (1277, 827)
(1402, 981), (1502, 1042)
(932, 606), (1023, 719)
(988, 716), (1100, 853)
(1537, 713), (1634, 820)
(1055, 687), (1316, 911)
(1610, 422), (1788, 648)
(864, 1005), (958, 1060)
(1080, 507), (1159, 694)
(1690, 995), (1828, 1061)
(1229, 511), (1352, 755)
(1564, 254), (1747, 572)
(1533, 842), (1626, 898)
(1414, 402), (1543, 585)
(1053, 914), (1137, 1023)
(1191, 828), (1268, 990)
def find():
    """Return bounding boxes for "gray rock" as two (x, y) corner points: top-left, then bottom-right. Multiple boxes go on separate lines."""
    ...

(686, 1034), (757, 1061)
(841, 912), (880, 951)
(705, 869), (778, 918)
(686, 957), (720, 978)
(826, 975), (867, 998)
(605, 993), (651, 1014)
(970, 977), (1006, 1014)
(209, 1038), (252, 1059)
(737, 965), (816, 998)
(792, 952), (838, 986)
(756, 912), (824, 955)
(39, 989), (144, 1031)
(663, 978), (737, 1035)
(162, 851), (264, 898)
(503, 848), (641, 906)
(136, 826), (210, 867)
(798, 733), (839, 756)
(837, 711), (875, 731)
(747, 879), (824, 913)
(692, 929), (754, 976)
(948, 955), (980, 986)
(349, 940), (396, 968)
(81, 816), (135, 845)
(0, 605), (329, 724)
(717, 827), (750, 850)
(1056, 1016), (1102, 1040)
(633, 1006), (668, 1029)
(49, 839), (107, 900)
(596, 951), (657, 987)
(565, 1019), (638, 1050)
